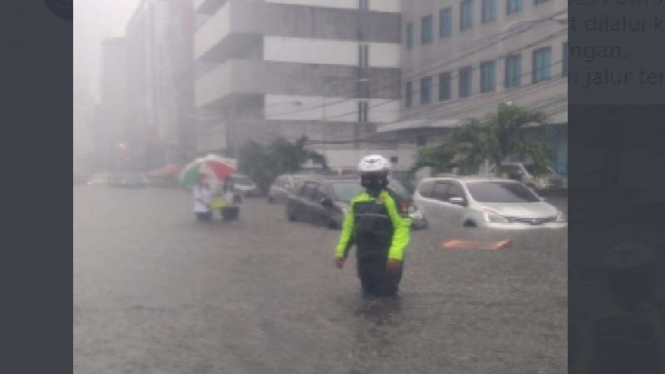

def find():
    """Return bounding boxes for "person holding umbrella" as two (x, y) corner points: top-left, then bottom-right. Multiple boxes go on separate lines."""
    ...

(179, 154), (238, 221)
(192, 173), (213, 222)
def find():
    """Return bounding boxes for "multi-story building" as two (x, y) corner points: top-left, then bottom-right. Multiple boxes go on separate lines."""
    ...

(126, 0), (195, 170)
(193, 0), (404, 169)
(93, 37), (131, 171)
(378, 0), (567, 173)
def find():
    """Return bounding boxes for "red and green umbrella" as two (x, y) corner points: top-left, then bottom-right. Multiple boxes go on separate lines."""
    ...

(178, 154), (236, 187)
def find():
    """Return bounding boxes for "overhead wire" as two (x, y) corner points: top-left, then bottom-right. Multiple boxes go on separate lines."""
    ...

(266, 10), (568, 117)
(272, 28), (567, 121)
(306, 75), (568, 145)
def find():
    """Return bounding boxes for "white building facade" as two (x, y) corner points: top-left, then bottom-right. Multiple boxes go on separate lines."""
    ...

(193, 0), (406, 169)
(377, 0), (568, 173)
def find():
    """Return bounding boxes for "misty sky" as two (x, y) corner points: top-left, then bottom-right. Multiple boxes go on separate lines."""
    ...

(75, 0), (141, 101)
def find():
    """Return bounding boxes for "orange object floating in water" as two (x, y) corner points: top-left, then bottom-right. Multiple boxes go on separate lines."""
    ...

(441, 240), (512, 250)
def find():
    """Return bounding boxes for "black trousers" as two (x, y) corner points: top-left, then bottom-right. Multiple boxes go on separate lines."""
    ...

(357, 255), (403, 297)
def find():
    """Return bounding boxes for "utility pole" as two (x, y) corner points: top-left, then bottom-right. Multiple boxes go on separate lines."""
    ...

(321, 78), (370, 163)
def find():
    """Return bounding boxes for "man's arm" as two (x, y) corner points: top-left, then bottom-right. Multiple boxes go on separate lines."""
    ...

(386, 191), (411, 261)
(335, 202), (355, 259)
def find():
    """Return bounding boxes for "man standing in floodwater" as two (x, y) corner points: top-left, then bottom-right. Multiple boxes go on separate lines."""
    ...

(334, 155), (412, 297)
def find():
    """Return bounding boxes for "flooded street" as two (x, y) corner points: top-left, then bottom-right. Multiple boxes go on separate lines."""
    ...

(74, 187), (567, 374)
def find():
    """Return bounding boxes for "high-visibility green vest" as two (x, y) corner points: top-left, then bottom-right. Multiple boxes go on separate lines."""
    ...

(335, 189), (411, 261)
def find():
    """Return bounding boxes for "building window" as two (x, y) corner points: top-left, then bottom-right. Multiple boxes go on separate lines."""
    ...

(459, 66), (473, 98)
(563, 42), (568, 76)
(359, 0), (369, 10)
(533, 47), (552, 83)
(534, 0), (549, 4)
(506, 0), (522, 15)
(504, 54), (522, 88)
(480, 61), (496, 93)
(405, 81), (413, 107)
(358, 101), (369, 123)
(421, 15), (434, 44)
(420, 77), (433, 105)
(406, 23), (414, 50)
(481, 0), (497, 23)
(440, 7), (452, 38)
(359, 44), (369, 67)
(461, 0), (473, 30)
(439, 72), (451, 101)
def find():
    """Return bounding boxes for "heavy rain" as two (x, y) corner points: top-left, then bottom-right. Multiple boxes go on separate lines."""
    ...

(74, 0), (569, 373)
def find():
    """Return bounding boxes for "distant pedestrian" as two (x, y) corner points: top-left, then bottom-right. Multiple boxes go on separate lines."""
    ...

(222, 177), (238, 205)
(193, 174), (213, 222)
(215, 176), (240, 221)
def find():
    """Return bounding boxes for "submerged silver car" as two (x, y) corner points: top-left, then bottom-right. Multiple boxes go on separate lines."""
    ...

(413, 176), (567, 229)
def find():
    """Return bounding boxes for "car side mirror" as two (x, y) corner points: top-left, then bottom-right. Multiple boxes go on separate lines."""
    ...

(449, 197), (466, 206)
(321, 198), (333, 208)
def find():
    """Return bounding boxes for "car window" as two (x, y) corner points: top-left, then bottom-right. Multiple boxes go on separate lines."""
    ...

(466, 182), (540, 203)
(313, 184), (329, 201)
(330, 181), (363, 202)
(232, 175), (253, 185)
(447, 183), (465, 200)
(431, 182), (450, 201)
(523, 165), (537, 175)
(418, 181), (435, 198)
(299, 182), (317, 200)
(389, 179), (411, 197)
(276, 176), (286, 187)
(500, 165), (520, 174)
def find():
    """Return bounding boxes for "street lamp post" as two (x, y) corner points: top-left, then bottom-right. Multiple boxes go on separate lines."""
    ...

(321, 77), (370, 162)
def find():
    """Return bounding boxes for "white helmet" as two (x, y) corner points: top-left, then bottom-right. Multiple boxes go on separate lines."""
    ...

(358, 155), (391, 173)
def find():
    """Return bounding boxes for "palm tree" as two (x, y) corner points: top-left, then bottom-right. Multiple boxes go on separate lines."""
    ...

(412, 104), (552, 176)
(485, 103), (551, 175)
(410, 140), (458, 175)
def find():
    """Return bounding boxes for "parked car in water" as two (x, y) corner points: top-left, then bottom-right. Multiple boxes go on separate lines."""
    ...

(87, 173), (111, 186)
(385, 177), (427, 229)
(109, 173), (148, 188)
(286, 175), (427, 230)
(493, 162), (568, 193)
(413, 176), (567, 229)
(268, 174), (306, 204)
(228, 173), (261, 197)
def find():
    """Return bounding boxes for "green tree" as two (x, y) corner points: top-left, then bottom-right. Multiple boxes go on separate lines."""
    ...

(238, 136), (327, 193)
(413, 104), (552, 176)
(410, 140), (458, 175)
(477, 103), (551, 176)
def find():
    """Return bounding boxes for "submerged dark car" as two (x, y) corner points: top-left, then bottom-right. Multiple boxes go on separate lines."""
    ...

(286, 175), (427, 229)
(267, 174), (307, 204)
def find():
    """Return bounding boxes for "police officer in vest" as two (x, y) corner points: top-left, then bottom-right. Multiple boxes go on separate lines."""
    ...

(334, 155), (412, 297)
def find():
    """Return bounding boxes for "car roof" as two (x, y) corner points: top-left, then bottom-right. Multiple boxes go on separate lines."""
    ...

(420, 175), (518, 184)
(299, 174), (359, 183)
